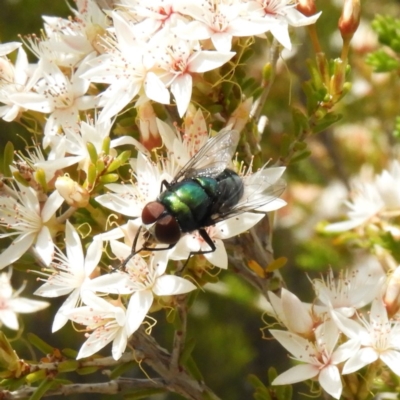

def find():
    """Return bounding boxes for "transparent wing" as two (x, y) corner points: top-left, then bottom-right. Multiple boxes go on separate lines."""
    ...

(210, 167), (286, 222)
(172, 129), (240, 183)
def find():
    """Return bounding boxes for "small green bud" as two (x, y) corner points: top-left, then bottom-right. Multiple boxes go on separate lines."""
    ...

(99, 173), (119, 183)
(102, 136), (111, 154)
(86, 142), (98, 164)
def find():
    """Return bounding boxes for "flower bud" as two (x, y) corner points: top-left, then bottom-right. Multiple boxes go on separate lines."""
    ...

(296, 0), (317, 17)
(384, 266), (400, 316)
(55, 176), (90, 208)
(137, 101), (161, 150)
(339, 0), (361, 40)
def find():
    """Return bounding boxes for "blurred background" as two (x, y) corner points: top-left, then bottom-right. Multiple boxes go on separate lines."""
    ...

(1, 0), (400, 399)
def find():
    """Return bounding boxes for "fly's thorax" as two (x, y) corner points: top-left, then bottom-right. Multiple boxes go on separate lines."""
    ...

(158, 180), (214, 233)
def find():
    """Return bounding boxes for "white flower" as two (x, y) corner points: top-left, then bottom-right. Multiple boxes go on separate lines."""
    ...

(0, 47), (39, 122)
(157, 110), (209, 169)
(313, 261), (385, 317)
(81, 11), (170, 123)
(245, 0), (322, 50)
(267, 288), (323, 337)
(326, 161), (400, 232)
(10, 54), (98, 146)
(271, 320), (359, 399)
(174, 0), (269, 52)
(96, 151), (167, 218)
(65, 291), (132, 360)
(158, 37), (235, 116)
(333, 298), (400, 376)
(36, 117), (147, 175)
(34, 221), (102, 332)
(0, 181), (64, 269)
(87, 241), (197, 336)
(122, 0), (189, 39)
(0, 269), (49, 330)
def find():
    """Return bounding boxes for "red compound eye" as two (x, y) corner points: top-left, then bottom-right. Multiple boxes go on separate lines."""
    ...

(142, 201), (166, 224)
(154, 215), (181, 245)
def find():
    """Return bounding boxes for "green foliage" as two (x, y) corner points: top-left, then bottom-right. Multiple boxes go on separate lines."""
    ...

(372, 15), (400, 52)
(296, 239), (345, 271)
(366, 49), (400, 72)
(367, 15), (400, 73)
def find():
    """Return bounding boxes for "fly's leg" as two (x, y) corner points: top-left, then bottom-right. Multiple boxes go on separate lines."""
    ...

(118, 225), (175, 270)
(181, 228), (216, 270)
(160, 179), (171, 192)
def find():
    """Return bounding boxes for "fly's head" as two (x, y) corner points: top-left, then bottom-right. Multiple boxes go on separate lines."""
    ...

(141, 201), (181, 245)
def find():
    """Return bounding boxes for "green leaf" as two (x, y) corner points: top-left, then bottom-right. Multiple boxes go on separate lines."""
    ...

(291, 108), (310, 138)
(27, 333), (54, 355)
(313, 113), (342, 134)
(378, 232), (400, 263)
(28, 378), (55, 400)
(179, 337), (196, 364)
(366, 49), (400, 72)
(110, 361), (138, 379)
(267, 367), (278, 384)
(3, 141), (14, 177)
(123, 388), (167, 399)
(289, 150), (312, 164)
(182, 356), (203, 381)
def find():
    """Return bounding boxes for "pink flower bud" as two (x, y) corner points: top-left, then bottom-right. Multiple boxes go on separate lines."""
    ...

(339, 0), (361, 40)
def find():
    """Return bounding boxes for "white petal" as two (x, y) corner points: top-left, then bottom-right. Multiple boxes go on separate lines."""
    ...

(171, 74), (192, 117)
(330, 310), (369, 343)
(331, 338), (361, 364)
(84, 239), (102, 276)
(270, 21), (291, 50)
(66, 221), (84, 270)
(319, 365), (342, 399)
(324, 218), (366, 232)
(188, 51), (235, 73)
(41, 190), (64, 222)
(342, 347), (378, 374)
(35, 226), (54, 266)
(281, 288), (313, 335)
(95, 193), (142, 217)
(215, 212), (264, 239)
(34, 280), (73, 297)
(272, 364), (318, 385)
(52, 289), (81, 332)
(270, 330), (315, 362)
(0, 310), (19, 330)
(10, 92), (53, 113)
(126, 290), (153, 335)
(205, 239), (228, 269)
(153, 275), (197, 296)
(87, 272), (133, 295)
(111, 328), (128, 360)
(380, 350), (400, 375)
(0, 233), (34, 270)
(145, 72), (170, 104)
(211, 32), (233, 52)
(10, 297), (49, 313)
(0, 42), (21, 56)
(77, 324), (118, 359)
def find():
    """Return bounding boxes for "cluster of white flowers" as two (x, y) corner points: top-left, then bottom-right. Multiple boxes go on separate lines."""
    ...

(266, 259), (400, 399)
(1, 0), (319, 360)
(325, 160), (400, 233)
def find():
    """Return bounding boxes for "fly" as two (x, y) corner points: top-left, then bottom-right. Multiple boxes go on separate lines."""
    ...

(121, 129), (285, 268)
